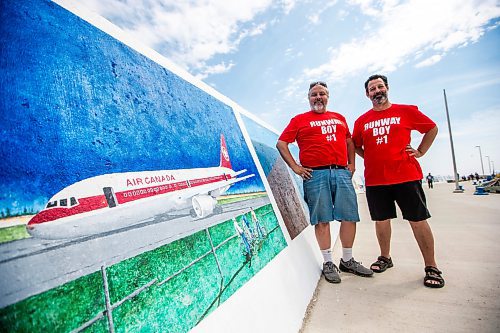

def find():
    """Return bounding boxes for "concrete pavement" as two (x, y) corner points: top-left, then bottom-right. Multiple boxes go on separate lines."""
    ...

(300, 180), (500, 333)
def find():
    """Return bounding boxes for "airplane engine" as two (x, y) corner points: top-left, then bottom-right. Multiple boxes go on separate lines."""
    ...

(191, 195), (217, 218)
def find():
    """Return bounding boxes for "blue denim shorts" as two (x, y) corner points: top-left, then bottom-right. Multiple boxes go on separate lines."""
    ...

(303, 168), (360, 225)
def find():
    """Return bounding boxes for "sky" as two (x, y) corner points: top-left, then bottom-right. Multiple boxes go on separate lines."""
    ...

(77, 0), (500, 179)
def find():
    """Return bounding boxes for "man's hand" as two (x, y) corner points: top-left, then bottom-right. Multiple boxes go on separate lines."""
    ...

(292, 165), (313, 180)
(347, 163), (356, 175)
(406, 144), (423, 158)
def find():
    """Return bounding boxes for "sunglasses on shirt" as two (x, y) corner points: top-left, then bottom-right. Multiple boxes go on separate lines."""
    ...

(309, 81), (328, 90)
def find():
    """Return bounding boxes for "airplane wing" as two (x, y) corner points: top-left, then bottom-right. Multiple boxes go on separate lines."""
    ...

(185, 172), (255, 199)
(173, 171), (255, 218)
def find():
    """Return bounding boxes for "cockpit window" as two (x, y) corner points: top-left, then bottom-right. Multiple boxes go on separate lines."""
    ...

(60, 199), (68, 206)
(46, 201), (57, 208)
(70, 197), (78, 206)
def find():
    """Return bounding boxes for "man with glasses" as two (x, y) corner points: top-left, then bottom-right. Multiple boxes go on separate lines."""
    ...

(352, 74), (444, 288)
(277, 81), (373, 284)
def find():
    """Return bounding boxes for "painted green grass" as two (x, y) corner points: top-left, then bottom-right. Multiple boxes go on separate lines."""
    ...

(0, 225), (31, 244)
(218, 192), (267, 204)
(0, 272), (106, 333)
(0, 204), (286, 333)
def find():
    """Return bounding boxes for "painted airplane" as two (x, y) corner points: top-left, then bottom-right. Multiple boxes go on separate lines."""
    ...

(27, 134), (255, 239)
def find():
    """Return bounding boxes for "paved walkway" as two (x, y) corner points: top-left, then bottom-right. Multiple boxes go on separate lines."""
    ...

(300, 181), (500, 333)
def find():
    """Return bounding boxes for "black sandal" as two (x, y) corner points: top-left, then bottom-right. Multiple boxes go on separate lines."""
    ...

(370, 256), (393, 273)
(424, 266), (445, 288)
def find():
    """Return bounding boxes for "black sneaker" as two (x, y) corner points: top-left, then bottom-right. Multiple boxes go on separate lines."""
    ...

(339, 258), (374, 277)
(322, 261), (341, 283)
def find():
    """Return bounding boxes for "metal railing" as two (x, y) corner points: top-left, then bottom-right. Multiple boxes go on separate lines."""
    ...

(70, 208), (274, 332)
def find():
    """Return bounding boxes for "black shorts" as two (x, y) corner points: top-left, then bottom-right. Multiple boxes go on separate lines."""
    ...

(365, 180), (431, 222)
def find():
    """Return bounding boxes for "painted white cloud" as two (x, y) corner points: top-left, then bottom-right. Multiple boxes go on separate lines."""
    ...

(78, 0), (297, 78)
(305, 0), (500, 81)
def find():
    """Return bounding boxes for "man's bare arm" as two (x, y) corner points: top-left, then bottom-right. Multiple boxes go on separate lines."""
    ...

(406, 125), (438, 158)
(276, 140), (312, 179)
(355, 146), (365, 158)
(346, 138), (356, 174)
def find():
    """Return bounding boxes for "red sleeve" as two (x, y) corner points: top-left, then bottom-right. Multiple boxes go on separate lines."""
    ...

(337, 113), (352, 139)
(409, 106), (436, 133)
(278, 116), (299, 143)
(352, 116), (364, 148)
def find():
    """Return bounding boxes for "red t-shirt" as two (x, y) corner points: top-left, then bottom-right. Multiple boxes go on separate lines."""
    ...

(352, 104), (436, 186)
(278, 111), (351, 167)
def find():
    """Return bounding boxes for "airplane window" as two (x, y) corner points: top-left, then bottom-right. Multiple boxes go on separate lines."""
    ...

(60, 199), (68, 206)
(46, 201), (57, 208)
(70, 197), (78, 206)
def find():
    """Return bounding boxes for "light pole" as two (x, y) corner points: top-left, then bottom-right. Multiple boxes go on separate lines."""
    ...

(443, 89), (463, 192)
(475, 145), (485, 176)
(485, 155), (491, 175)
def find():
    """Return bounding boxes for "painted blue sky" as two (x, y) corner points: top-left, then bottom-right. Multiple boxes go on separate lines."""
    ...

(0, 0), (264, 215)
(75, 0), (499, 177)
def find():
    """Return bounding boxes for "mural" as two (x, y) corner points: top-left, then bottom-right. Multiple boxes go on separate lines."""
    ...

(240, 114), (309, 239)
(0, 0), (287, 331)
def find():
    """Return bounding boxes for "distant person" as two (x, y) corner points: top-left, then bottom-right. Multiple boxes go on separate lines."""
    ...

(426, 173), (434, 189)
(475, 172), (480, 182)
(277, 81), (373, 284)
(352, 74), (445, 288)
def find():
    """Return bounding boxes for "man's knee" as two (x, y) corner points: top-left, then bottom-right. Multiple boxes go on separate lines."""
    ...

(315, 222), (330, 231)
(409, 220), (432, 233)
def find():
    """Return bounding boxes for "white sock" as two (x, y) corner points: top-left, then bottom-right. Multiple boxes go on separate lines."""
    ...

(342, 248), (353, 262)
(321, 249), (332, 263)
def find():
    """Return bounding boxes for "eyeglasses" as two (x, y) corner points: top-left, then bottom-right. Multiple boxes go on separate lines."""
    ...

(309, 81), (328, 90)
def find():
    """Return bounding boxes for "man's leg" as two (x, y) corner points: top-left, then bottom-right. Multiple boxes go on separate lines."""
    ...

(315, 222), (331, 250)
(369, 219), (394, 272)
(339, 221), (355, 248)
(409, 220), (444, 287)
(408, 220), (437, 267)
(375, 219), (392, 258)
(315, 222), (341, 283)
(338, 222), (373, 276)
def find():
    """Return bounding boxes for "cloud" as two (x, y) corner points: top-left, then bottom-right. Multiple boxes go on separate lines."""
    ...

(79, 0), (498, 90)
(433, 69), (500, 95)
(280, 0), (298, 15)
(437, 105), (500, 140)
(307, 13), (321, 25)
(433, 105), (500, 174)
(194, 61), (235, 80)
(304, 0), (500, 81)
(79, 0), (295, 78)
(415, 54), (443, 68)
(306, 0), (338, 25)
(452, 77), (500, 95)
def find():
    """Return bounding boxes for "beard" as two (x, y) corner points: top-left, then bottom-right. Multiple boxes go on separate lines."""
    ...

(372, 92), (387, 105)
(312, 101), (326, 112)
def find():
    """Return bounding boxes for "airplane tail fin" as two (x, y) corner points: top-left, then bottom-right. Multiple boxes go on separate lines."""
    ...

(219, 134), (233, 169)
